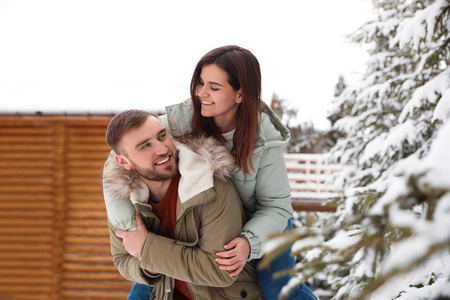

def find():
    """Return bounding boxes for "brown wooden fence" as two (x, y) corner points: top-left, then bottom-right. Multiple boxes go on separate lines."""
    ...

(0, 114), (133, 300)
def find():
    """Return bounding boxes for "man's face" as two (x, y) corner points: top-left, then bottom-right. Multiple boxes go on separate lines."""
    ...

(119, 116), (178, 181)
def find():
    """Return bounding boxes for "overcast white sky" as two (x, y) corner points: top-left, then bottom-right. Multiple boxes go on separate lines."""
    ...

(0, 0), (373, 129)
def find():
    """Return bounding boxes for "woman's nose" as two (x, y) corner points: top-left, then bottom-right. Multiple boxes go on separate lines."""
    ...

(197, 85), (208, 98)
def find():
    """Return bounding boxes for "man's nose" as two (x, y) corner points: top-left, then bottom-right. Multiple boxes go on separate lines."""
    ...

(153, 140), (167, 154)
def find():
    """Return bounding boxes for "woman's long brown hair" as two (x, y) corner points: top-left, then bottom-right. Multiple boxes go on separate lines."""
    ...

(190, 45), (262, 175)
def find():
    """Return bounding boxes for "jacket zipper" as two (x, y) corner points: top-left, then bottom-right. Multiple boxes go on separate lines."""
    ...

(171, 196), (217, 300)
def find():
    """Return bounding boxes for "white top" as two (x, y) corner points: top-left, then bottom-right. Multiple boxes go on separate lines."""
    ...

(221, 129), (235, 152)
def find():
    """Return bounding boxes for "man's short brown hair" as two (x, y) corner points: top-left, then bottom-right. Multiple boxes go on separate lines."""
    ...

(106, 110), (159, 154)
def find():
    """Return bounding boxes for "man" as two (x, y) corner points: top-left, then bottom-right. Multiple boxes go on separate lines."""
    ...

(103, 110), (264, 299)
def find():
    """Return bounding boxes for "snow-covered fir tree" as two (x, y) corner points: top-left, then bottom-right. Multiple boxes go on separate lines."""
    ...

(263, 1), (450, 299)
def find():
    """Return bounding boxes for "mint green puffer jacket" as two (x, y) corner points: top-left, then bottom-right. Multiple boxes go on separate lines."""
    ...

(160, 100), (293, 260)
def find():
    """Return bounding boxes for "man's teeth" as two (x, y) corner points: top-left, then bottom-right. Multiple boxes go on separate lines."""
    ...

(202, 101), (214, 105)
(155, 157), (169, 165)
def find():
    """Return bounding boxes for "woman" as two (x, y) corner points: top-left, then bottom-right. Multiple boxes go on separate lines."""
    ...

(128, 45), (317, 300)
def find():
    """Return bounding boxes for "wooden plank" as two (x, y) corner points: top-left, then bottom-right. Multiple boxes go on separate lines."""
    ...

(67, 135), (108, 143)
(66, 144), (110, 152)
(0, 219), (53, 226)
(0, 269), (52, 276)
(0, 201), (54, 210)
(0, 185), (54, 193)
(66, 194), (105, 202)
(62, 272), (124, 281)
(65, 219), (109, 228)
(63, 254), (113, 264)
(0, 152), (56, 159)
(63, 236), (111, 245)
(0, 160), (53, 168)
(64, 245), (111, 254)
(66, 210), (107, 219)
(0, 287), (52, 294)
(0, 242), (53, 250)
(0, 144), (54, 151)
(0, 174), (54, 182)
(0, 227), (53, 235)
(0, 127), (52, 135)
(61, 291), (131, 299)
(0, 194), (54, 201)
(0, 294), (50, 300)
(61, 264), (117, 272)
(0, 210), (54, 218)
(0, 260), (53, 268)
(64, 228), (110, 237)
(66, 160), (108, 168)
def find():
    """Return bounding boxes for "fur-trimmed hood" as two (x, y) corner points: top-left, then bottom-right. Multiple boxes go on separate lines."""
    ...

(103, 135), (236, 205)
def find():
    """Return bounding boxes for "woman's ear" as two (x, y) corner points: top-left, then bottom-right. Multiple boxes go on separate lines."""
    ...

(236, 89), (243, 103)
(115, 154), (132, 170)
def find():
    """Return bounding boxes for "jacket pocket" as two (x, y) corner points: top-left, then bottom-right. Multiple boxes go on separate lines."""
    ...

(215, 280), (265, 299)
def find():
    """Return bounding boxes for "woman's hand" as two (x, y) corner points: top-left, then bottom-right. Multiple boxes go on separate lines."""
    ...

(215, 237), (250, 277)
(115, 212), (148, 260)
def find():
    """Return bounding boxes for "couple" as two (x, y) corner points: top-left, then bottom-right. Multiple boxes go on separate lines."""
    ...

(103, 45), (317, 300)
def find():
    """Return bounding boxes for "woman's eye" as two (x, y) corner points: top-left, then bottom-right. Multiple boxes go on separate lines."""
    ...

(159, 133), (166, 141)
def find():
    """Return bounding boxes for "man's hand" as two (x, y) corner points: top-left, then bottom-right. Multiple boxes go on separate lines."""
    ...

(115, 212), (149, 260)
(215, 237), (250, 277)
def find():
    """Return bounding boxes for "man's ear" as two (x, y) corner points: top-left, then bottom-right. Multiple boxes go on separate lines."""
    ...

(115, 154), (132, 170)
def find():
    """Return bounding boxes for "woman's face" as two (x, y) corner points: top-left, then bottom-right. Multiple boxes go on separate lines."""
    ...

(197, 64), (242, 132)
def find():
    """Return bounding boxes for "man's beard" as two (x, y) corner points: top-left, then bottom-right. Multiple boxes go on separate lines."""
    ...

(130, 159), (178, 182)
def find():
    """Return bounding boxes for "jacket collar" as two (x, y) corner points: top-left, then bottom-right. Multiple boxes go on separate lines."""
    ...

(256, 102), (291, 149)
(103, 135), (236, 207)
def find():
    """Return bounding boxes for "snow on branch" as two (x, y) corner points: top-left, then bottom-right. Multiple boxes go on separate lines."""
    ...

(390, 0), (450, 49)
(399, 67), (450, 122)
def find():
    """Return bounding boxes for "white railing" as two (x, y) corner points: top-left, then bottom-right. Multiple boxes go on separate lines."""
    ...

(284, 153), (342, 211)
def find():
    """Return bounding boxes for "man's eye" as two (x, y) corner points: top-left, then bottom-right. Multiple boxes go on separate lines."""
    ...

(141, 143), (150, 149)
(159, 133), (166, 141)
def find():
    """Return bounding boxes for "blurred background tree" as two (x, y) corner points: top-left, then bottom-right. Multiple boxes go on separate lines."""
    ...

(271, 93), (341, 154)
